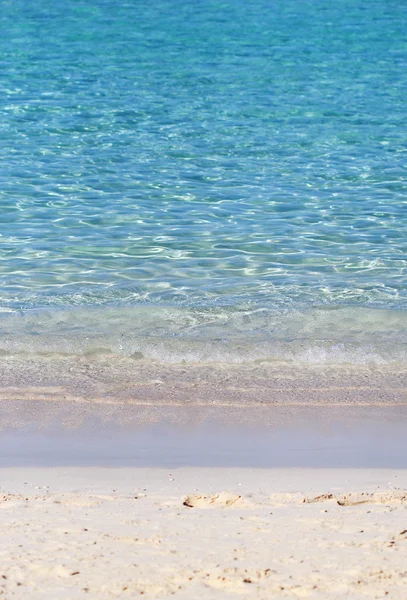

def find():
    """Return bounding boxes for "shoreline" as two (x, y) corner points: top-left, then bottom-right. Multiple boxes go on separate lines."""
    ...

(1, 356), (407, 407)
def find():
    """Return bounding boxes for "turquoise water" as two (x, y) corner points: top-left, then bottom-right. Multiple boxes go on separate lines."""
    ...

(1, 0), (407, 364)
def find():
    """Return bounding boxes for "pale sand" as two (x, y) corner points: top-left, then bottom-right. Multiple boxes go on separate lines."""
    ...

(2, 467), (407, 599)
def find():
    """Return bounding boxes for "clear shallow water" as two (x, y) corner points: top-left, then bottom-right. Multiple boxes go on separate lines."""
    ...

(1, 0), (407, 365)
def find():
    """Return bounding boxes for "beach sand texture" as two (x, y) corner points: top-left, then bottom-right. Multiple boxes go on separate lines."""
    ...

(1, 467), (407, 599)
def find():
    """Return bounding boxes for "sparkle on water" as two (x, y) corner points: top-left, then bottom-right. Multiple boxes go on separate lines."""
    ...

(1, 0), (407, 362)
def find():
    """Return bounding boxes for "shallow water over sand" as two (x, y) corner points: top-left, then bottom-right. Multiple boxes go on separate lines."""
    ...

(2, 0), (407, 367)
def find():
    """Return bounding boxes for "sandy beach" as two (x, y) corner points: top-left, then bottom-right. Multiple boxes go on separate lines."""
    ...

(1, 466), (407, 599)
(1, 362), (407, 599)
(2, 396), (407, 599)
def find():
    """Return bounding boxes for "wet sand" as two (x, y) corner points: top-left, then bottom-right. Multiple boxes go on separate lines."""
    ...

(1, 355), (407, 408)
(1, 403), (407, 468)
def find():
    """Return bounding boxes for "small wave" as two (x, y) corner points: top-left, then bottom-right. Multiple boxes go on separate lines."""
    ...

(0, 304), (406, 366)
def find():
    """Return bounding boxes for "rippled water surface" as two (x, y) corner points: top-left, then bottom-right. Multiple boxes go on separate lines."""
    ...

(1, 0), (407, 363)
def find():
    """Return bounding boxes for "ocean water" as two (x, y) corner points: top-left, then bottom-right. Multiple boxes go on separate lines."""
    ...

(1, 0), (407, 367)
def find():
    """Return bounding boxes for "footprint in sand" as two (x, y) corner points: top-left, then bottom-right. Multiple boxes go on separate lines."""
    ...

(304, 491), (407, 506)
(183, 492), (245, 508)
(303, 494), (335, 504)
(336, 491), (407, 506)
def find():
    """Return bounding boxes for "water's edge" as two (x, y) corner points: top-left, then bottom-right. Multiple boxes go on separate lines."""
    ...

(1, 303), (407, 367)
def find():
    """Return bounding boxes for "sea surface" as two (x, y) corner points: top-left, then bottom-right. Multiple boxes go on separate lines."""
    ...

(1, 0), (407, 367)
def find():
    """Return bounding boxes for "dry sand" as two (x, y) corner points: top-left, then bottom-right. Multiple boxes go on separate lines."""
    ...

(2, 467), (407, 599)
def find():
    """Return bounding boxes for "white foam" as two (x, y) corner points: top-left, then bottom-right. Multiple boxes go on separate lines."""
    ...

(0, 304), (406, 366)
